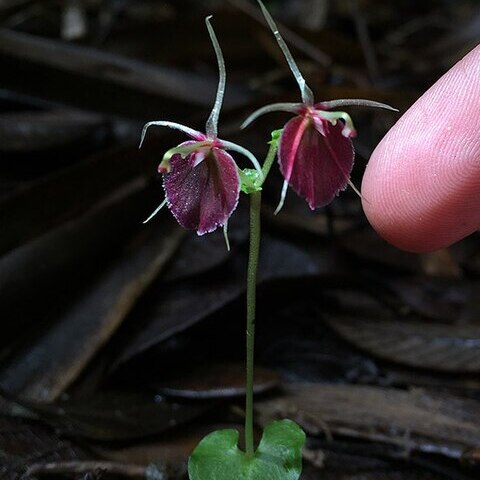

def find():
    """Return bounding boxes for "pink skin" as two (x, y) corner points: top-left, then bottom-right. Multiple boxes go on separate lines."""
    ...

(362, 44), (480, 253)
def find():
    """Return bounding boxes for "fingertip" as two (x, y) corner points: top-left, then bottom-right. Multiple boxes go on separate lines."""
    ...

(362, 44), (480, 253)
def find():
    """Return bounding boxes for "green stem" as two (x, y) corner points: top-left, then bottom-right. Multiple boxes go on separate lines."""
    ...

(245, 190), (261, 458)
(244, 134), (279, 457)
(261, 138), (279, 181)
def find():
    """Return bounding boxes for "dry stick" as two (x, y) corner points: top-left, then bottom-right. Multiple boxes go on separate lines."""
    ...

(348, 0), (381, 85)
(26, 461), (159, 479)
(229, 0), (330, 67)
(229, 0), (369, 87)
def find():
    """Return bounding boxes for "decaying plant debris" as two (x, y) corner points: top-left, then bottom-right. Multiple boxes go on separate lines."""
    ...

(0, 1), (479, 479)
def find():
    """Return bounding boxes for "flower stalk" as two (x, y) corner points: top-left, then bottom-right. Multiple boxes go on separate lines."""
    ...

(243, 135), (279, 456)
(245, 188), (261, 457)
(140, 3), (397, 479)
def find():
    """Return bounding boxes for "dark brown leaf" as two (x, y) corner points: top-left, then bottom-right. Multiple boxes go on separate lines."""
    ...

(0, 415), (88, 479)
(256, 384), (480, 459)
(339, 227), (420, 273)
(0, 110), (105, 153)
(0, 179), (154, 346)
(162, 206), (249, 282)
(25, 461), (150, 480)
(97, 422), (240, 475)
(0, 28), (251, 120)
(114, 236), (319, 368)
(0, 219), (183, 402)
(385, 277), (468, 321)
(0, 143), (152, 255)
(303, 465), (445, 480)
(156, 363), (280, 400)
(326, 314), (480, 373)
(32, 392), (209, 442)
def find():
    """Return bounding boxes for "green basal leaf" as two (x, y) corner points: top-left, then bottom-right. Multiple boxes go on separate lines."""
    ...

(269, 128), (284, 146)
(188, 419), (305, 480)
(240, 168), (262, 194)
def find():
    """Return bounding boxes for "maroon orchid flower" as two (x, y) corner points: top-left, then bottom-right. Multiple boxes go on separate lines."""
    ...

(242, 1), (397, 213)
(140, 16), (263, 237)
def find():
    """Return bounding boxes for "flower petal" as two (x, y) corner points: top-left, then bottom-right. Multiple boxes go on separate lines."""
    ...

(241, 102), (303, 129)
(139, 121), (205, 149)
(316, 99), (398, 112)
(164, 147), (240, 235)
(278, 116), (354, 210)
(277, 115), (309, 183)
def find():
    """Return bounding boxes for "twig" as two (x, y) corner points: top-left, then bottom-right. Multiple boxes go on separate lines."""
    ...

(348, 0), (380, 84)
(229, 0), (369, 88)
(25, 461), (163, 479)
(228, 0), (331, 67)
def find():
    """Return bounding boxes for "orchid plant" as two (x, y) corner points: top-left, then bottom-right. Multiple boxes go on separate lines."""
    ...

(140, 16), (263, 241)
(140, 2), (396, 480)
